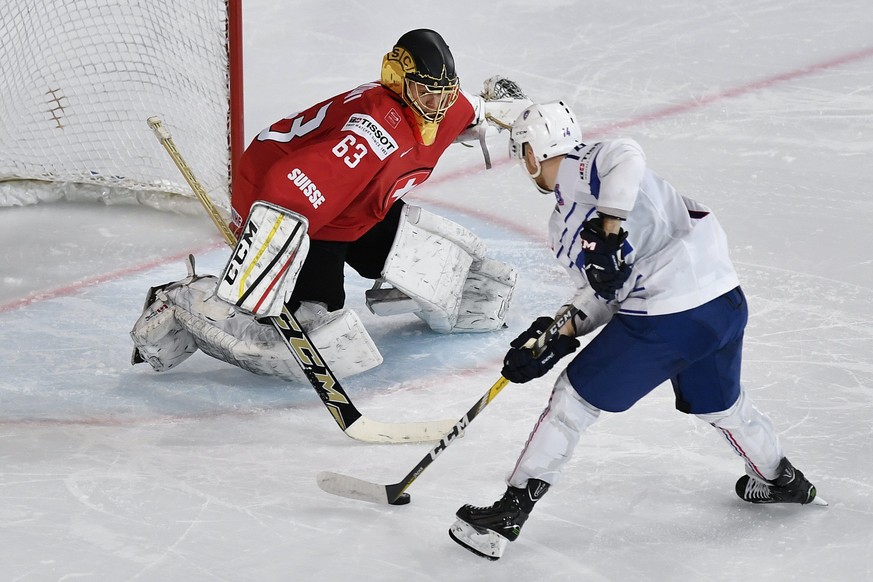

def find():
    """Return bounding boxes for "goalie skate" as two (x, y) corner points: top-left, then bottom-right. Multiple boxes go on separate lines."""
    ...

(448, 518), (508, 561)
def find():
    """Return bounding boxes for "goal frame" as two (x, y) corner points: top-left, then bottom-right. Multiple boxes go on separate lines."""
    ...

(227, 0), (244, 188)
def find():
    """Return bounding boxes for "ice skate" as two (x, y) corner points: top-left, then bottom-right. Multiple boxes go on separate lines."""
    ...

(736, 457), (826, 505)
(449, 479), (549, 560)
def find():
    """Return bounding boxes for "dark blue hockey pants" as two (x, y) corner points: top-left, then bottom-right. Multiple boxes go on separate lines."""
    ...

(567, 286), (748, 414)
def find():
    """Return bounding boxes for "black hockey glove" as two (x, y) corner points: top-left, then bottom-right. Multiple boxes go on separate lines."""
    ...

(501, 317), (580, 384)
(576, 217), (632, 299)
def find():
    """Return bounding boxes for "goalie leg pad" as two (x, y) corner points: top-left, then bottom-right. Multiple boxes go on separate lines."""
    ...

(370, 204), (487, 332)
(172, 279), (382, 382)
(174, 306), (307, 381)
(216, 201), (310, 317)
(302, 304), (384, 378)
(133, 273), (284, 376)
(369, 204), (518, 333)
(407, 205), (486, 260)
(451, 257), (518, 333)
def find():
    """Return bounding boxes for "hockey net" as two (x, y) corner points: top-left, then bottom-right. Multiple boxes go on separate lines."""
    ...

(0, 0), (243, 213)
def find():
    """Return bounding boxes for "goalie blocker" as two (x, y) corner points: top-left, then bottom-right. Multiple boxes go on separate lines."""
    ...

(216, 201), (309, 317)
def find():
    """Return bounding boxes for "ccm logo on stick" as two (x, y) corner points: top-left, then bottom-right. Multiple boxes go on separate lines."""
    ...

(288, 168), (326, 209)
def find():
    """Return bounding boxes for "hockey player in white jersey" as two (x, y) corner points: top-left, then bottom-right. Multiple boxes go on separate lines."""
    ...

(449, 102), (823, 561)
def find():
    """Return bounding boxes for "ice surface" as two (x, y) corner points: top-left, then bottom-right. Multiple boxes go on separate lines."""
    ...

(1, 1), (871, 580)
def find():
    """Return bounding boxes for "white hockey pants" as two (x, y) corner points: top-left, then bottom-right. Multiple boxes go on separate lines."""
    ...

(508, 372), (785, 488)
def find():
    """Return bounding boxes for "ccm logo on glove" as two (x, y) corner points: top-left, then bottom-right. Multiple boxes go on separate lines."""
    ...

(576, 217), (632, 299)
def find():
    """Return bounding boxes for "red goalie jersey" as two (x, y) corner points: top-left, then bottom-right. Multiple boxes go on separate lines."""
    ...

(231, 82), (476, 241)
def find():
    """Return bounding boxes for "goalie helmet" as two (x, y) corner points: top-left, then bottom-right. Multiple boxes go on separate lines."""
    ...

(381, 29), (460, 146)
(509, 101), (582, 193)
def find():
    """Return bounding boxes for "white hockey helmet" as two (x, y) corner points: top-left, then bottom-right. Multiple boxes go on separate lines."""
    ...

(509, 101), (582, 192)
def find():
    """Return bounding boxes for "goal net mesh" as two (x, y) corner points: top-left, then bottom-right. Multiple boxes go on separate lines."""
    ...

(0, 0), (234, 212)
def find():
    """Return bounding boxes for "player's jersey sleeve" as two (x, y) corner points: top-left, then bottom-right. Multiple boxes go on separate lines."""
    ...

(591, 138), (647, 219)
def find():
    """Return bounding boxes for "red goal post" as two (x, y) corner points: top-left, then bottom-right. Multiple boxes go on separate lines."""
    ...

(0, 0), (244, 213)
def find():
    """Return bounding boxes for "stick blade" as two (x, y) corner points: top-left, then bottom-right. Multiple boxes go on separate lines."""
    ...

(317, 471), (395, 504)
(344, 416), (459, 444)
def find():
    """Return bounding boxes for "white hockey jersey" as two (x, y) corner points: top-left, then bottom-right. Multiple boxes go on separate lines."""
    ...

(549, 138), (740, 316)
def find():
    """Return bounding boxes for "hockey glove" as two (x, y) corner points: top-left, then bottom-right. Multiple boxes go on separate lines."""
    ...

(577, 217), (632, 299)
(480, 76), (528, 101)
(501, 317), (580, 384)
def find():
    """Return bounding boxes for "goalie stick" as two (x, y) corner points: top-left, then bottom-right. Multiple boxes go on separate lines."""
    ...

(147, 116), (457, 444)
(316, 303), (583, 505)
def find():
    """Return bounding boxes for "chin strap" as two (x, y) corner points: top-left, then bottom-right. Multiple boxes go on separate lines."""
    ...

(524, 158), (554, 194)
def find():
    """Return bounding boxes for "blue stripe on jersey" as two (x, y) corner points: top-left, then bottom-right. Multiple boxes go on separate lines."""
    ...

(571, 216), (587, 247)
(618, 307), (648, 315)
(554, 202), (580, 263)
(556, 205), (599, 279)
(590, 157), (601, 199)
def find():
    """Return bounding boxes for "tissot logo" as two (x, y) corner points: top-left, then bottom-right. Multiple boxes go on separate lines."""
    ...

(342, 114), (398, 159)
(347, 115), (392, 146)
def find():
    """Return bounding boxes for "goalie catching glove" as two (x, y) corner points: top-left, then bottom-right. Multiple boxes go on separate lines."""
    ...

(501, 317), (580, 384)
(456, 76), (532, 168)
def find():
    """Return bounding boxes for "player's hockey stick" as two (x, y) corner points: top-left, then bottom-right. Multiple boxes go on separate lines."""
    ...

(147, 116), (457, 443)
(316, 302), (583, 505)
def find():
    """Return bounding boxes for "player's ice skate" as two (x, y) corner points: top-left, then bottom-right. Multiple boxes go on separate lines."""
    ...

(736, 457), (828, 506)
(449, 479), (549, 560)
(448, 519), (509, 561)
